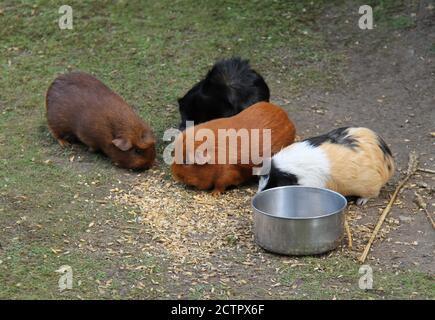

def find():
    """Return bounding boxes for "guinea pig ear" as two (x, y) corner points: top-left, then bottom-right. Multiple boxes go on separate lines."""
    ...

(112, 138), (132, 151)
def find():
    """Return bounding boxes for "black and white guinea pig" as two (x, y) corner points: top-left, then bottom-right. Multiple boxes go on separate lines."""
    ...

(258, 127), (395, 205)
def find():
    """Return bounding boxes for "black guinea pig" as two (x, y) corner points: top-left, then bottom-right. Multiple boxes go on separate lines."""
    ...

(177, 57), (270, 130)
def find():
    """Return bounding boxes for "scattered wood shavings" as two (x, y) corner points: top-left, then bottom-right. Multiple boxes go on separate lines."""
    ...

(109, 170), (256, 264)
(107, 163), (424, 270)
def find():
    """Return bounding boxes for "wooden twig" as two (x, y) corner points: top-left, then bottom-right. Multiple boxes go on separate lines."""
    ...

(414, 192), (435, 230)
(344, 216), (353, 249)
(359, 152), (419, 263)
(418, 168), (435, 174)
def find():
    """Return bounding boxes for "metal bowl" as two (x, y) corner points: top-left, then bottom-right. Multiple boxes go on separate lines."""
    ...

(252, 186), (347, 255)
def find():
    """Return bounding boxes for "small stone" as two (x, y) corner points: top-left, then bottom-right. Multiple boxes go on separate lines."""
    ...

(398, 215), (412, 223)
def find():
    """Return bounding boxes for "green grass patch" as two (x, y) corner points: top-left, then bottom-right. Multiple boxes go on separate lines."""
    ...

(367, 0), (416, 30)
(279, 257), (435, 299)
(0, 243), (165, 299)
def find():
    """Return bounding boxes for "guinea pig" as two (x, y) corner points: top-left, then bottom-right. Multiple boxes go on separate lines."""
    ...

(171, 102), (296, 195)
(46, 71), (156, 170)
(258, 127), (395, 205)
(177, 57), (270, 130)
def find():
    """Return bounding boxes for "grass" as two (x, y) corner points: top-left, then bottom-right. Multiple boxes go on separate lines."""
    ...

(0, 0), (432, 299)
(367, 0), (417, 30)
(279, 257), (435, 299)
(0, 242), (167, 299)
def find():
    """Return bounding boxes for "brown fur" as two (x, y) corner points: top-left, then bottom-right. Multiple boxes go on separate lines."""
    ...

(322, 127), (395, 198)
(46, 72), (156, 170)
(171, 102), (296, 195)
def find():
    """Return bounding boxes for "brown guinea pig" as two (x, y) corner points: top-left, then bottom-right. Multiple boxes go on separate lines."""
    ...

(46, 71), (156, 170)
(171, 102), (296, 195)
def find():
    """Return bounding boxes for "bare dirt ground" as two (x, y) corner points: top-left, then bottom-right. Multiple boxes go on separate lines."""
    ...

(284, 2), (435, 273)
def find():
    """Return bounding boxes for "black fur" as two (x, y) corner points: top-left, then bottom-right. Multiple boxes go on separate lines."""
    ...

(177, 57), (270, 130)
(376, 134), (393, 158)
(305, 127), (392, 158)
(260, 160), (299, 191)
(304, 127), (359, 149)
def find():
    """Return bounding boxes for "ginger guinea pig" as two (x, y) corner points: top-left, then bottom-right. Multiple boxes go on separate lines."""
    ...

(46, 72), (156, 170)
(258, 127), (395, 205)
(171, 102), (296, 195)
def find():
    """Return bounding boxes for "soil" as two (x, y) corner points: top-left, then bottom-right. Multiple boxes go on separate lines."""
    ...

(279, 2), (435, 272)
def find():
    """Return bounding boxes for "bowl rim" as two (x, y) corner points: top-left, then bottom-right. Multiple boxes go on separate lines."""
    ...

(251, 185), (347, 220)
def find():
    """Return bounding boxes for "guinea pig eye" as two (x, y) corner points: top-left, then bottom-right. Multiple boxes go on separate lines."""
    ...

(134, 148), (145, 156)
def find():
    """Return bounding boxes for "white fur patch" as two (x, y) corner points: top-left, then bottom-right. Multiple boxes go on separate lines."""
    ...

(273, 141), (331, 188)
(258, 175), (269, 192)
(356, 197), (369, 206)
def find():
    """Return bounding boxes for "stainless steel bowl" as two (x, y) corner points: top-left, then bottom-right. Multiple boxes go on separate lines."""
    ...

(252, 186), (347, 255)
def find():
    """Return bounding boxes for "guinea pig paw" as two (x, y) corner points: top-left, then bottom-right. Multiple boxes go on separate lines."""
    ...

(211, 190), (223, 197)
(57, 138), (70, 148)
(356, 197), (369, 206)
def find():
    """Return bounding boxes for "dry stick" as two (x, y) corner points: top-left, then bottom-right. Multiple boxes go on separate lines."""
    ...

(414, 192), (435, 230)
(418, 168), (435, 174)
(344, 216), (353, 249)
(359, 152), (419, 263)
